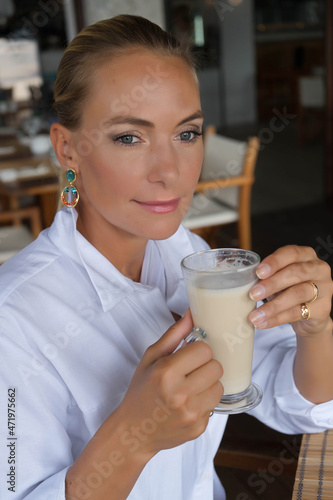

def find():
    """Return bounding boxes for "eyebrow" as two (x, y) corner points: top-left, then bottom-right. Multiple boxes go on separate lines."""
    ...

(102, 110), (204, 128)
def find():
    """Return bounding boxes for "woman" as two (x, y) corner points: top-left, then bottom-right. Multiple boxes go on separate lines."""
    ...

(0, 15), (332, 500)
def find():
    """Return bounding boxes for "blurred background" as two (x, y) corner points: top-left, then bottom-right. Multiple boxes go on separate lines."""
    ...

(0, 1), (332, 498)
(0, 0), (332, 266)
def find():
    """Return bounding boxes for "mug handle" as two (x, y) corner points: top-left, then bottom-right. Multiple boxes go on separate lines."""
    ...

(174, 327), (207, 352)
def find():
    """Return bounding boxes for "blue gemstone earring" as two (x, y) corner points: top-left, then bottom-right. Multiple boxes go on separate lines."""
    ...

(61, 168), (79, 208)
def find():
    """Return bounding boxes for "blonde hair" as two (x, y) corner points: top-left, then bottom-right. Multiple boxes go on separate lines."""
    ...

(53, 15), (197, 130)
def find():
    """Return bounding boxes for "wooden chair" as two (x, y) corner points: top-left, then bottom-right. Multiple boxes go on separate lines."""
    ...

(182, 127), (260, 249)
(0, 206), (42, 264)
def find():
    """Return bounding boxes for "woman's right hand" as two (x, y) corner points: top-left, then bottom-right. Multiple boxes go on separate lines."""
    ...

(119, 309), (223, 461)
(66, 310), (223, 500)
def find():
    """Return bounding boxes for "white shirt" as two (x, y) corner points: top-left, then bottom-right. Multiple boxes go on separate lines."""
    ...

(0, 208), (332, 500)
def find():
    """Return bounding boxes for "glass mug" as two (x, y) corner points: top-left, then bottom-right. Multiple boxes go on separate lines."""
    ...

(181, 248), (263, 415)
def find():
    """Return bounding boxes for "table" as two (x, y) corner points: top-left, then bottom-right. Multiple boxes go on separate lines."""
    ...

(292, 428), (333, 500)
(0, 155), (60, 228)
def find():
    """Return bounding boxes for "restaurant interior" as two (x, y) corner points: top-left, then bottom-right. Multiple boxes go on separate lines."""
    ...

(0, 0), (332, 498)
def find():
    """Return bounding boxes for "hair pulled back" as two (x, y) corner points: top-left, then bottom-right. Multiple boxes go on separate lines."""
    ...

(53, 15), (197, 130)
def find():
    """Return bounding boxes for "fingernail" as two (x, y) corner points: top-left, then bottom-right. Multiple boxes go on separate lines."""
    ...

(249, 284), (266, 301)
(256, 264), (271, 279)
(249, 309), (266, 327)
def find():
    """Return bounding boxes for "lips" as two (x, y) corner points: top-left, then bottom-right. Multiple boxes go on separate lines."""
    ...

(134, 198), (180, 214)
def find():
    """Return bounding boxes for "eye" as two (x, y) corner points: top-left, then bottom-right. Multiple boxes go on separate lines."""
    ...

(179, 130), (203, 142)
(116, 134), (140, 145)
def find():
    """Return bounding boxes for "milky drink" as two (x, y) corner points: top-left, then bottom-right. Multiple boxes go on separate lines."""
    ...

(186, 281), (256, 395)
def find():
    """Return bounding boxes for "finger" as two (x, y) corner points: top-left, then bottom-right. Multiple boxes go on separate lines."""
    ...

(142, 309), (194, 366)
(253, 280), (326, 315)
(190, 380), (224, 416)
(157, 340), (214, 380)
(256, 245), (317, 280)
(250, 259), (329, 302)
(249, 301), (327, 330)
(249, 286), (332, 330)
(185, 358), (223, 396)
(249, 303), (303, 330)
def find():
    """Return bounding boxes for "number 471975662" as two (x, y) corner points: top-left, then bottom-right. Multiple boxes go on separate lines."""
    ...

(7, 388), (16, 437)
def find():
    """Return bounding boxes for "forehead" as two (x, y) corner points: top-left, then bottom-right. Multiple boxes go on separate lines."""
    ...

(81, 50), (201, 125)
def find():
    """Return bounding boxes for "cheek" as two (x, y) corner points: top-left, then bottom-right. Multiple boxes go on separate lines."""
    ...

(185, 148), (203, 186)
(79, 154), (139, 203)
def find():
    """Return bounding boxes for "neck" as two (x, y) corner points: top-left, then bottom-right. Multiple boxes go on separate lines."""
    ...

(76, 205), (148, 283)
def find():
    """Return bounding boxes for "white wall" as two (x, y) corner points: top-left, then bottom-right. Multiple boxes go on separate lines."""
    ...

(219, 0), (257, 125)
(82, 0), (165, 29)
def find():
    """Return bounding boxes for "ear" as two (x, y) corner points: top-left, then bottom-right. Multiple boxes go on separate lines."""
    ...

(50, 122), (81, 173)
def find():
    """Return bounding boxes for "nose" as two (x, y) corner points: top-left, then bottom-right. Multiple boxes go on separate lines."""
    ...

(147, 140), (180, 187)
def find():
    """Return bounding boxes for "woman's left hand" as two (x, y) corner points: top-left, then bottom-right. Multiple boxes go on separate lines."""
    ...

(248, 245), (333, 337)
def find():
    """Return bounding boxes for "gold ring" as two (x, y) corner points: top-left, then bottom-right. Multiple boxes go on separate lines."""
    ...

(209, 411), (214, 417)
(307, 282), (319, 303)
(300, 303), (310, 320)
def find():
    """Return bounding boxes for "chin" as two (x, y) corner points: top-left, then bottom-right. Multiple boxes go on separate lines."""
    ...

(143, 219), (182, 241)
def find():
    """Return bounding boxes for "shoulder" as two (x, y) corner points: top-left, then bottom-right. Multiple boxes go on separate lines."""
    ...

(0, 226), (72, 310)
(0, 208), (84, 308)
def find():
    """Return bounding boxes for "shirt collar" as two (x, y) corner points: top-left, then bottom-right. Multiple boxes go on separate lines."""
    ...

(154, 228), (197, 315)
(48, 208), (197, 313)
(48, 208), (136, 311)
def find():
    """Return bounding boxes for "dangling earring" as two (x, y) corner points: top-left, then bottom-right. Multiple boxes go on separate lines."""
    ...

(61, 168), (79, 208)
